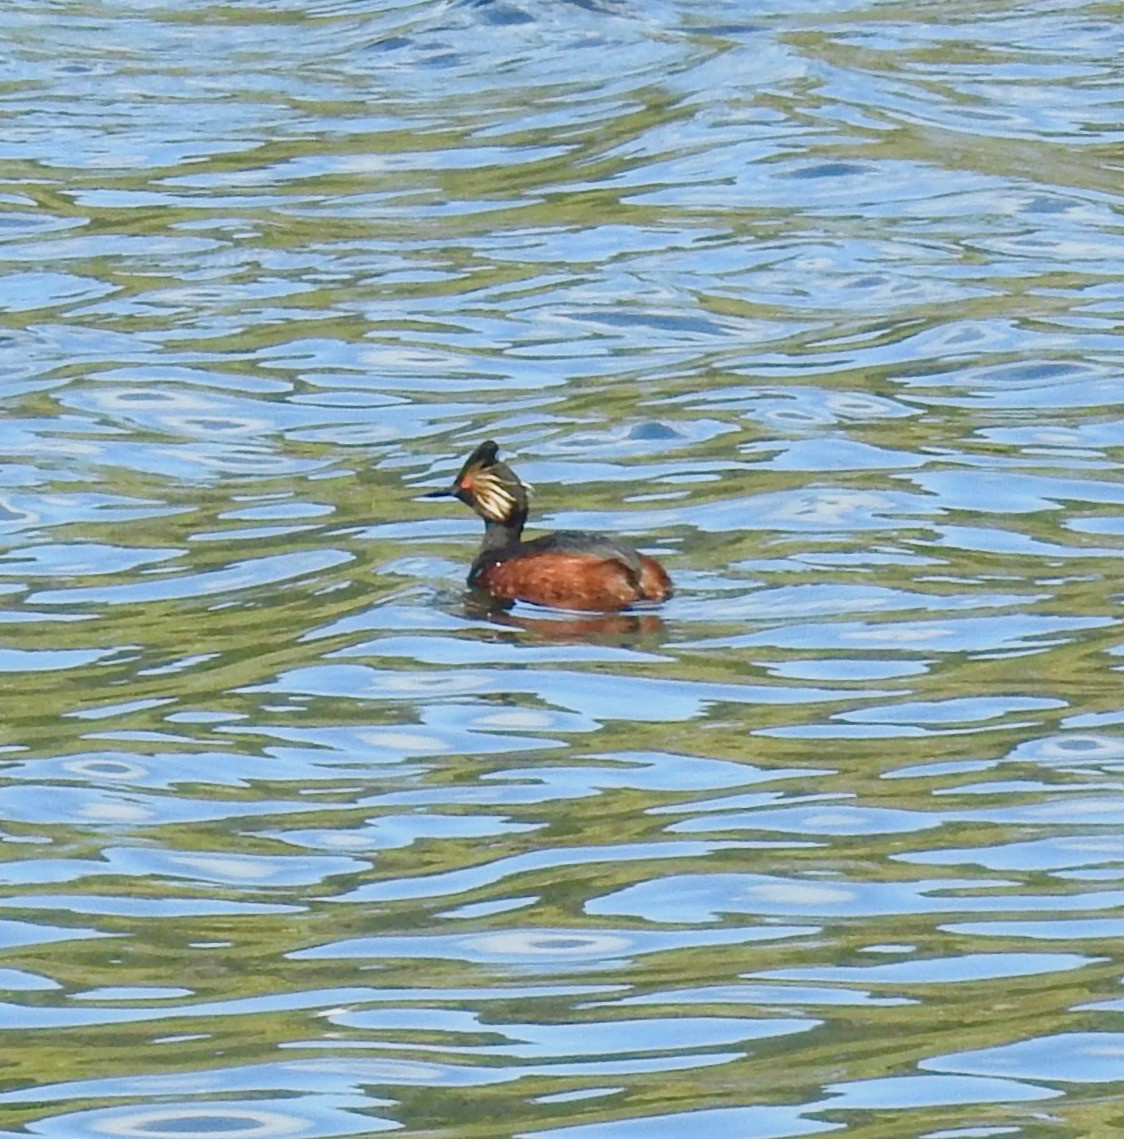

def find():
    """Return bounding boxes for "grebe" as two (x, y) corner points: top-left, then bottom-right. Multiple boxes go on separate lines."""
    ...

(426, 441), (672, 612)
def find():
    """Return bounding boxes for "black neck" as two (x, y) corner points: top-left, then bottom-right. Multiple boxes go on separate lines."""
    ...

(480, 516), (524, 551)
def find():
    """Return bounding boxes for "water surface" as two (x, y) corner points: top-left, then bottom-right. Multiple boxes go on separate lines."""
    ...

(0, 1), (1122, 1136)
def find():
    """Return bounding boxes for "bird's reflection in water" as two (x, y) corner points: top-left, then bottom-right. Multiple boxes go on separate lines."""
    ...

(464, 591), (665, 643)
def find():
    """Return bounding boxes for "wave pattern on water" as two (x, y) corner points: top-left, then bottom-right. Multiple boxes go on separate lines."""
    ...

(0, 0), (1121, 1136)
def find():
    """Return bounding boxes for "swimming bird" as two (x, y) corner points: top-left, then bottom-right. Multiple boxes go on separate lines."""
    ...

(426, 441), (672, 611)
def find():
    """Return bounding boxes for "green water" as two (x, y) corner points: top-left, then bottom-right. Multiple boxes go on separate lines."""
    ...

(0, 1), (1122, 1136)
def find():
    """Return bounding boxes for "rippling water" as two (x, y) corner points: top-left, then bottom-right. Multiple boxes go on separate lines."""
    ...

(1, 0), (1122, 1135)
